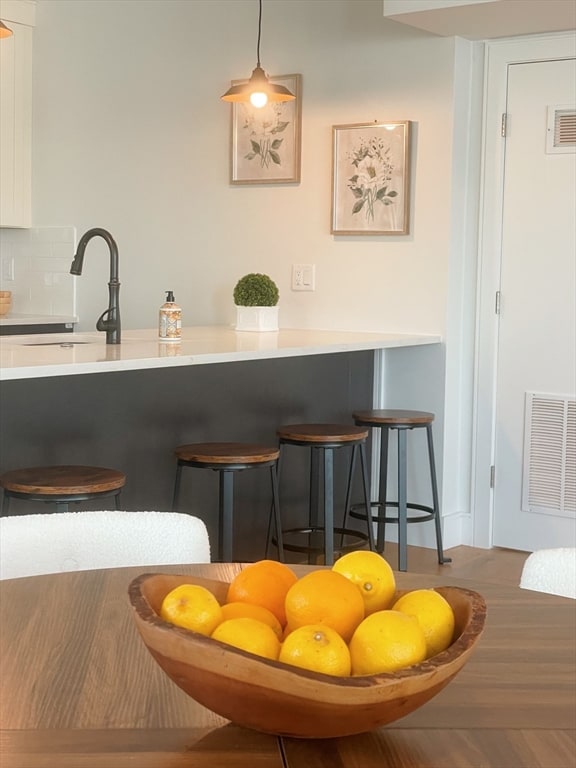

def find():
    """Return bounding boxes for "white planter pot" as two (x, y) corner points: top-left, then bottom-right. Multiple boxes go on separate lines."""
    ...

(235, 305), (279, 332)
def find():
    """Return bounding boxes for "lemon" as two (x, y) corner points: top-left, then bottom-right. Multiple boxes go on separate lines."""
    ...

(211, 617), (281, 661)
(160, 584), (223, 636)
(392, 589), (455, 658)
(349, 610), (427, 675)
(332, 550), (396, 615)
(280, 624), (351, 676)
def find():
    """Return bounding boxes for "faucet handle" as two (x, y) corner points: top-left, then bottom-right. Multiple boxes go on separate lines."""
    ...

(96, 308), (113, 331)
(96, 308), (121, 344)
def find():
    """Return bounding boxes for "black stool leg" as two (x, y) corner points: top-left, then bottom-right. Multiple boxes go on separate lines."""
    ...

(426, 425), (452, 565)
(377, 426), (389, 553)
(114, 491), (122, 510)
(172, 462), (183, 511)
(266, 452), (283, 558)
(341, 444), (358, 543)
(359, 442), (376, 552)
(55, 502), (70, 513)
(2, 492), (10, 515)
(323, 447), (335, 566)
(309, 448), (320, 529)
(269, 464), (284, 562)
(219, 470), (234, 562)
(397, 428), (408, 572)
(308, 448), (321, 565)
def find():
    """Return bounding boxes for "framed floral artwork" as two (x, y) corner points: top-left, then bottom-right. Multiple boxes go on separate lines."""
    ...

(331, 121), (411, 235)
(230, 74), (302, 185)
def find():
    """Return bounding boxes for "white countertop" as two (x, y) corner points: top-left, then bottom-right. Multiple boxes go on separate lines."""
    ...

(0, 326), (441, 381)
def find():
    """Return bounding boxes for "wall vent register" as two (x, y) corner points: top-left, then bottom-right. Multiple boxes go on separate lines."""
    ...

(546, 105), (576, 154)
(522, 392), (576, 517)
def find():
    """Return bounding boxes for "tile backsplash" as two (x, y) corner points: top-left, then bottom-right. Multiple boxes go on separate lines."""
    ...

(0, 227), (76, 316)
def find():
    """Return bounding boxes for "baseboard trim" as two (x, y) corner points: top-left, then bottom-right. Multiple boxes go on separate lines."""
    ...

(379, 510), (473, 550)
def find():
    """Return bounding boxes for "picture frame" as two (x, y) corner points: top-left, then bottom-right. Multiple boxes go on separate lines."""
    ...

(230, 74), (302, 185)
(331, 121), (411, 235)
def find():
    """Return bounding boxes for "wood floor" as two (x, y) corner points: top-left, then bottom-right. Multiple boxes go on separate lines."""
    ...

(379, 543), (529, 588)
(287, 543), (530, 587)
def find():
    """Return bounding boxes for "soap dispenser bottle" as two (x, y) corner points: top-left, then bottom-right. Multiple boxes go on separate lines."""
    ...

(159, 291), (182, 341)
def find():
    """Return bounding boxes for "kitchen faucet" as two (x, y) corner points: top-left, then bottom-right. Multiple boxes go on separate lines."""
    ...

(70, 228), (121, 344)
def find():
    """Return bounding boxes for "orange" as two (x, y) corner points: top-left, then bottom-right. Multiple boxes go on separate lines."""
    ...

(332, 550), (396, 615)
(160, 584), (223, 636)
(279, 624), (351, 676)
(221, 601), (283, 638)
(392, 589), (455, 658)
(211, 617), (281, 661)
(284, 569), (365, 643)
(349, 609), (427, 675)
(226, 560), (298, 627)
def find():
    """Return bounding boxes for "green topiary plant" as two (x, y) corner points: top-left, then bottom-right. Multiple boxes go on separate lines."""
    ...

(233, 273), (279, 307)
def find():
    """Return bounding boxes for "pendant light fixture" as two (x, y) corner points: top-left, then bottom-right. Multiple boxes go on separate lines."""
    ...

(221, 0), (294, 109)
(0, 20), (13, 38)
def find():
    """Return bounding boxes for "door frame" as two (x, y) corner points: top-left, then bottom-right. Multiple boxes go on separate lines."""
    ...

(471, 32), (576, 548)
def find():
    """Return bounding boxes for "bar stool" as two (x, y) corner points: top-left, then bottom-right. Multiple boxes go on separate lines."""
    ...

(0, 465), (126, 515)
(274, 424), (376, 566)
(345, 410), (451, 572)
(171, 442), (283, 563)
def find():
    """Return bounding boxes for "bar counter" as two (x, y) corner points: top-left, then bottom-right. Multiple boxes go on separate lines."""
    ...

(0, 326), (441, 380)
(0, 327), (442, 560)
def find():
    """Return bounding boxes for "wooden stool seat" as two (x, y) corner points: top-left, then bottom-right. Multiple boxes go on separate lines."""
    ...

(174, 443), (280, 466)
(277, 424), (369, 445)
(274, 423), (375, 565)
(172, 442), (283, 562)
(0, 465), (126, 514)
(353, 409), (434, 427)
(346, 409), (451, 571)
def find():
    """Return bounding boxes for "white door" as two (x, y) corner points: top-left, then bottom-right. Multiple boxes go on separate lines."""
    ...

(492, 58), (576, 551)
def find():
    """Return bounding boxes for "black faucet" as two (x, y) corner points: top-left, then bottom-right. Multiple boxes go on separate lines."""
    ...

(70, 228), (121, 344)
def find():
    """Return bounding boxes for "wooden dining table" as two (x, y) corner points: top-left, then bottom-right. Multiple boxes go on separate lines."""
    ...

(1, 561), (575, 767)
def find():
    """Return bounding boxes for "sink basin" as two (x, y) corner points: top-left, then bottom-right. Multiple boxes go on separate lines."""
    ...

(22, 341), (93, 347)
(8, 332), (101, 347)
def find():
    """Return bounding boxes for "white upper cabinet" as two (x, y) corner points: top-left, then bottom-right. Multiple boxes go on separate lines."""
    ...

(0, 0), (35, 228)
(383, 0), (576, 39)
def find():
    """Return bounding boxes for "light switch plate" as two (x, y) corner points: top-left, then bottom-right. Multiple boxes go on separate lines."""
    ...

(292, 264), (315, 291)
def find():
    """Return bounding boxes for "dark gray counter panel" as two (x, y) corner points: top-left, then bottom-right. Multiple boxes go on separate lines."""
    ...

(0, 351), (374, 561)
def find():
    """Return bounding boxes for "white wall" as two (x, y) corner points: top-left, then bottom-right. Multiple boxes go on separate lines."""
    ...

(27, 0), (480, 547)
(31, 0), (456, 335)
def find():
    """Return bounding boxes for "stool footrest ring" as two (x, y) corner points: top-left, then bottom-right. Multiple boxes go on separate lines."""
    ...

(272, 526), (369, 556)
(349, 500), (436, 524)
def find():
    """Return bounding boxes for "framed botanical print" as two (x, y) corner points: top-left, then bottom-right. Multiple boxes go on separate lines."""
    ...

(230, 74), (302, 185)
(331, 121), (411, 235)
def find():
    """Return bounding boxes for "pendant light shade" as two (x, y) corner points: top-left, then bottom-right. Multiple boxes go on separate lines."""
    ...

(0, 20), (13, 38)
(221, 0), (294, 109)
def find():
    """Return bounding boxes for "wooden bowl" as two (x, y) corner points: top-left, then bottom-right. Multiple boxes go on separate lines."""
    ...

(128, 572), (487, 739)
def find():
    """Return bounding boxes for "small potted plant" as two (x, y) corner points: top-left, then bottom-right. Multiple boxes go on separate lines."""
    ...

(233, 273), (280, 332)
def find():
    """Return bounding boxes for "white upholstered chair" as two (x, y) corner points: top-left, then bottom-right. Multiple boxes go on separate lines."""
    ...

(0, 510), (211, 580)
(519, 548), (576, 599)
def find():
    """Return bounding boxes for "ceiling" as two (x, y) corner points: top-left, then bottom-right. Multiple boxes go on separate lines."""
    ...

(383, 0), (576, 40)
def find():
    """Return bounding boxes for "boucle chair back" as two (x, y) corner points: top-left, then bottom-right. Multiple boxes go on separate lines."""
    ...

(519, 548), (576, 599)
(0, 510), (210, 580)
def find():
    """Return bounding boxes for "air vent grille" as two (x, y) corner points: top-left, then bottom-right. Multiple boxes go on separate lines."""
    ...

(522, 393), (576, 517)
(546, 106), (576, 153)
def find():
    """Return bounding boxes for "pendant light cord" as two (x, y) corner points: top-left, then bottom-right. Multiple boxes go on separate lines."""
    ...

(256, 0), (262, 67)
